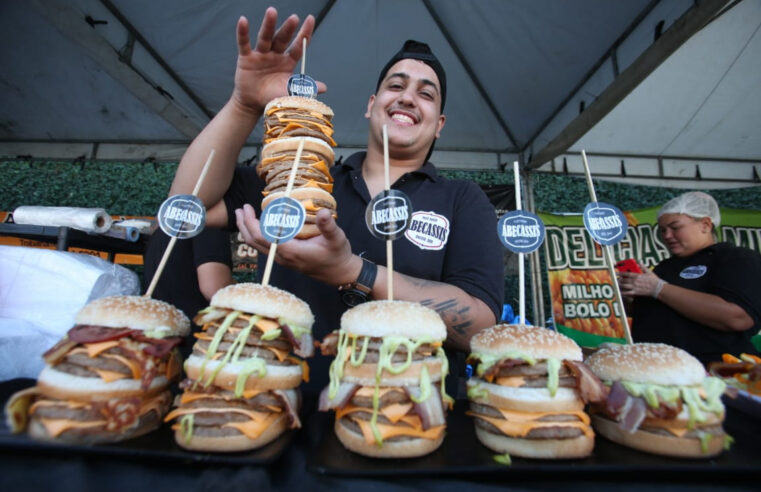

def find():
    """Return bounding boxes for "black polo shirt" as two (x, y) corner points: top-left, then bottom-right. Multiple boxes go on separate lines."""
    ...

(632, 242), (761, 364)
(224, 152), (504, 390)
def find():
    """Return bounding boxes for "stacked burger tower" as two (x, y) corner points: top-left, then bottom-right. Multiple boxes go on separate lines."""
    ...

(318, 300), (453, 458)
(5, 296), (189, 444)
(466, 324), (607, 459)
(163, 283), (314, 452)
(258, 96), (338, 239)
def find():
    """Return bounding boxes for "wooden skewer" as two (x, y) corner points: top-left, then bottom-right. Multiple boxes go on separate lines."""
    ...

(145, 149), (216, 298)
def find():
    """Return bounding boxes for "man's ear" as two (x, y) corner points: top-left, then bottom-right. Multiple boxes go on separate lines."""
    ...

(365, 94), (376, 119)
(700, 216), (713, 233)
(434, 114), (446, 139)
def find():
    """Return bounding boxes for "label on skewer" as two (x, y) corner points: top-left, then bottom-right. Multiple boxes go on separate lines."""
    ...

(260, 196), (306, 243)
(157, 194), (206, 239)
(365, 189), (412, 240)
(287, 74), (318, 98)
(583, 201), (628, 245)
(497, 210), (545, 253)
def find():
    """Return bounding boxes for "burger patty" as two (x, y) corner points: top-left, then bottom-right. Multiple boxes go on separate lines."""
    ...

(509, 376), (577, 389)
(338, 414), (419, 442)
(348, 388), (410, 408)
(498, 361), (573, 378)
(62, 352), (133, 376)
(204, 324), (292, 351)
(470, 402), (587, 440)
(639, 423), (725, 439)
(192, 341), (295, 365)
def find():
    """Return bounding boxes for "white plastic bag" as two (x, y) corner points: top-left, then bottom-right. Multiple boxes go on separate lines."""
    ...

(0, 245), (139, 380)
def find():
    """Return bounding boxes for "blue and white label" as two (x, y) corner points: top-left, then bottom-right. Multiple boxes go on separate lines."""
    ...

(260, 196), (306, 243)
(157, 194), (205, 239)
(287, 74), (318, 98)
(497, 210), (545, 253)
(583, 202), (628, 246)
(365, 189), (412, 240)
(680, 265), (707, 279)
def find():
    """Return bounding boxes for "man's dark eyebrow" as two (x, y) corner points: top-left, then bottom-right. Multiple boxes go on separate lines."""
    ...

(385, 72), (440, 95)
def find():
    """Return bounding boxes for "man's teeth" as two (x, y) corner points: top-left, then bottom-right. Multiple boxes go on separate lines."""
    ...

(391, 114), (414, 125)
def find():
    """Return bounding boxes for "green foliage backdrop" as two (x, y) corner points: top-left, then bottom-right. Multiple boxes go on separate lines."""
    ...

(3, 160), (760, 324)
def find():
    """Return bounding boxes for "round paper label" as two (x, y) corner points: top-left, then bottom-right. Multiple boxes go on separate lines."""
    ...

(260, 196), (306, 243)
(287, 74), (318, 99)
(157, 194), (206, 239)
(497, 210), (546, 253)
(365, 189), (412, 240)
(583, 201), (628, 245)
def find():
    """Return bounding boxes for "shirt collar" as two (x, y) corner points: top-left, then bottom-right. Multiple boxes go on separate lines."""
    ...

(340, 152), (439, 183)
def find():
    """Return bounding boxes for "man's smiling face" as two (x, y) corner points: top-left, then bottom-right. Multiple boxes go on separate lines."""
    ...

(366, 58), (446, 160)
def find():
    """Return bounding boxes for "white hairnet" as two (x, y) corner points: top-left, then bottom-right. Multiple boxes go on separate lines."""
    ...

(657, 191), (721, 228)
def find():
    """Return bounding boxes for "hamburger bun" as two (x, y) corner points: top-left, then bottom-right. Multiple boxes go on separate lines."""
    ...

(334, 417), (445, 458)
(466, 379), (585, 413)
(264, 95), (334, 118)
(184, 354), (304, 391)
(470, 323), (582, 362)
(260, 136), (334, 167)
(341, 300), (447, 340)
(210, 283), (314, 328)
(173, 412), (290, 453)
(585, 342), (705, 386)
(36, 366), (173, 401)
(474, 426), (594, 459)
(75, 295), (190, 337)
(591, 414), (725, 458)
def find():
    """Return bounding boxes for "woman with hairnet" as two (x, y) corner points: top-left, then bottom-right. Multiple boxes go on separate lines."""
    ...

(618, 191), (761, 364)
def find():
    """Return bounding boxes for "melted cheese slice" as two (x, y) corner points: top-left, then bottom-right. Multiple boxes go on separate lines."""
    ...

(163, 406), (277, 424)
(380, 403), (413, 424)
(179, 388), (267, 405)
(255, 318), (280, 334)
(469, 411), (594, 438)
(495, 376), (527, 387)
(93, 369), (129, 383)
(39, 418), (105, 438)
(85, 340), (121, 358)
(354, 387), (398, 398)
(99, 353), (142, 380)
(224, 412), (281, 440)
(351, 416), (445, 444)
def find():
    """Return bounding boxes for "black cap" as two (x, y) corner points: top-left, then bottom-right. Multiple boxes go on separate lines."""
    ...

(375, 40), (446, 112)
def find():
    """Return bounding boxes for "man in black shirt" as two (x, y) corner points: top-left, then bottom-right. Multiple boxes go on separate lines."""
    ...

(169, 8), (504, 379)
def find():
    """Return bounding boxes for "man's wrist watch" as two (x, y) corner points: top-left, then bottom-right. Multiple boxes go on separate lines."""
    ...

(339, 258), (377, 307)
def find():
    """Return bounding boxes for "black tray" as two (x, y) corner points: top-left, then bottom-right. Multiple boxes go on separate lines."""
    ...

(0, 378), (294, 465)
(307, 398), (761, 479)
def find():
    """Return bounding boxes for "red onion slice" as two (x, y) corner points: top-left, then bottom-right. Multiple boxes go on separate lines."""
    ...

(318, 382), (359, 412)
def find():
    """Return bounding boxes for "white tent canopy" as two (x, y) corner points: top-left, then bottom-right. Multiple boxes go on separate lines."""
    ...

(1, 0), (759, 187)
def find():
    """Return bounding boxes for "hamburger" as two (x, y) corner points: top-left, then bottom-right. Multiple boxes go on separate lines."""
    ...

(257, 136), (334, 193)
(163, 283), (314, 452)
(263, 95), (336, 146)
(586, 343), (729, 458)
(318, 300), (452, 458)
(260, 97), (338, 239)
(5, 295), (190, 444)
(261, 187), (337, 240)
(466, 324), (606, 459)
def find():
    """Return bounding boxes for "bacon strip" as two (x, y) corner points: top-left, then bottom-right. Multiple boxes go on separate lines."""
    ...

(318, 382), (359, 412)
(281, 324), (314, 358)
(318, 331), (339, 356)
(564, 360), (609, 403)
(273, 389), (302, 429)
(132, 335), (182, 358)
(67, 325), (137, 343)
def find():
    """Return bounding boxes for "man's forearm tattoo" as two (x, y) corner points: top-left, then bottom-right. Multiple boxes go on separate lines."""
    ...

(420, 298), (472, 336)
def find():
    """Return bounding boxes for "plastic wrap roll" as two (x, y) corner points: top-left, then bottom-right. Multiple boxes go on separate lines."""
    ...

(13, 206), (112, 234)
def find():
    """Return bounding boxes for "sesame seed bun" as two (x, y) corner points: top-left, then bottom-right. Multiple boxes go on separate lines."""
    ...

(585, 343), (706, 386)
(210, 283), (314, 329)
(470, 324), (582, 362)
(74, 295), (190, 337)
(341, 300), (446, 341)
(264, 95), (334, 118)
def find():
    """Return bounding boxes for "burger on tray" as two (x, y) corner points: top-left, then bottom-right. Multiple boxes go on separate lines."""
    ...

(163, 283), (314, 452)
(5, 295), (190, 444)
(586, 342), (730, 457)
(260, 96), (338, 239)
(466, 324), (606, 459)
(318, 300), (453, 458)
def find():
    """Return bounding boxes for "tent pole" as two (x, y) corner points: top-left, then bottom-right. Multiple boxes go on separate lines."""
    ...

(522, 162), (546, 328)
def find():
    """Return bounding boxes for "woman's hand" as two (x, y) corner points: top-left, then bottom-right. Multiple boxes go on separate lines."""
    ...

(618, 262), (662, 298)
